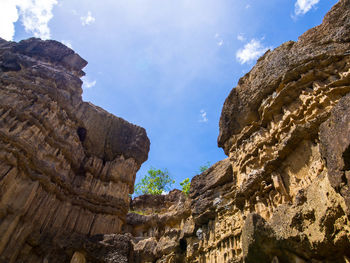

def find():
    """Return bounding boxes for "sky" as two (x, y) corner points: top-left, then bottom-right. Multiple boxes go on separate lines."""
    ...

(0, 0), (338, 193)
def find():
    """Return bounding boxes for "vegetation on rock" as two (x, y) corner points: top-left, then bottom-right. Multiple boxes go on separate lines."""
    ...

(129, 210), (147, 215)
(199, 162), (211, 173)
(180, 178), (191, 195)
(135, 167), (175, 195)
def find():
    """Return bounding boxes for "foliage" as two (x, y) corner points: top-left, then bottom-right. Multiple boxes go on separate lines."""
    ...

(199, 162), (211, 173)
(135, 167), (175, 195)
(180, 178), (191, 195)
(129, 210), (146, 215)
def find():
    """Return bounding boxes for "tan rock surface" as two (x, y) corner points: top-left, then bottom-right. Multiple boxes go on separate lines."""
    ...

(125, 190), (191, 263)
(70, 252), (87, 263)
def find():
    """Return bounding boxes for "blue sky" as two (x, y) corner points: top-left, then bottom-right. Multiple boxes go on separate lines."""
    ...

(1, 0), (338, 192)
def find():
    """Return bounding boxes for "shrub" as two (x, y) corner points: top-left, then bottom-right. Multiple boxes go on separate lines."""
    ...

(199, 162), (210, 173)
(135, 167), (174, 195)
(180, 178), (191, 195)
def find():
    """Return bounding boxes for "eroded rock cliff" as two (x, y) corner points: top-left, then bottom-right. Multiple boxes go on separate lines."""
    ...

(0, 38), (150, 262)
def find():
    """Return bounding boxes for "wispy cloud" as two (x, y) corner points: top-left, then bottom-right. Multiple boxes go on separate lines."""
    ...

(81, 11), (95, 26)
(82, 76), (97, 89)
(237, 34), (246, 42)
(236, 39), (270, 64)
(245, 4), (251, 9)
(61, 40), (72, 49)
(199, 109), (208, 123)
(215, 33), (224, 47)
(294, 0), (319, 16)
(0, 0), (58, 41)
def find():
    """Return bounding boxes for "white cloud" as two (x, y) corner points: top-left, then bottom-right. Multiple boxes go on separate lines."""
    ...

(236, 39), (270, 64)
(294, 0), (319, 15)
(245, 4), (251, 9)
(0, 0), (58, 41)
(215, 33), (223, 46)
(237, 34), (246, 42)
(81, 11), (95, 26)
(61, 40), (72, 49)
(0, 1), (19, 41)
(199, 109), (208, 123)
(18, 0), (58, 39)
(82, 76), (96, 89)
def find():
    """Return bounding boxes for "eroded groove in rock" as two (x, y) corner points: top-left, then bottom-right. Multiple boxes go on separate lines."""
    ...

(0, 38), (150, 262)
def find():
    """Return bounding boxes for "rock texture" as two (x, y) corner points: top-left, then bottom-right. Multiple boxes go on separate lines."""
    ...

(0, 38), (149, 262)
(125, 189), (191, 263)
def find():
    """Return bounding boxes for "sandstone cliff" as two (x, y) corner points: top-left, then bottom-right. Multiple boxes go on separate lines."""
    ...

(0, 38), (150, 262)
(0, 0), (350, 262)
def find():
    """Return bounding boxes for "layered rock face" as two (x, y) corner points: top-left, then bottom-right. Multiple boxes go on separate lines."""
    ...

(0, 38), (149, 262)
(126, 0), (350, 262)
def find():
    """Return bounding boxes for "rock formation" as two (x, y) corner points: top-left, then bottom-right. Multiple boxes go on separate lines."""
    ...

(0, 0), (350, 262)
(0, 38), (149, 262)
(125, 189), (191, 262)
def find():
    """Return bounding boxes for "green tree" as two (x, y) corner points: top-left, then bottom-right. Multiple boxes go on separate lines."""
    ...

(180, 178), (191, 195)
(199, 162), (211, 173)
(135, 168), (175, 195)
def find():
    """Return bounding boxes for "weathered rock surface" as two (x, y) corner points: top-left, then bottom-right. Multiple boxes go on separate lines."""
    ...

(320, 93), (350, 214)
(124, 190), (192, 263)
(0, 38), (149, 262)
